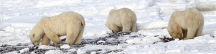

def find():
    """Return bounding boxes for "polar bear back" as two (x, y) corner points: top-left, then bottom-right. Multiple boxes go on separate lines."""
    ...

(171, 8), (204, 30)
(43, 11), (85, 36)
(107, 8), (136, 27)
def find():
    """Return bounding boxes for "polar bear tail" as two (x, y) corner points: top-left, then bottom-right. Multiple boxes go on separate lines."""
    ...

(80, 17), (85, 27)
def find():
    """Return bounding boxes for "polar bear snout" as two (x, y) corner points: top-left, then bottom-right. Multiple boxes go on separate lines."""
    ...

(32, 41), (40, 47)
(111, 30), (114, 33)
(33, 45), (39, 49)
(33, 44), (39, 47)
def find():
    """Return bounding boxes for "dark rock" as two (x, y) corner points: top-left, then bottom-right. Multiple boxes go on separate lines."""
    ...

(159, 36), (175, 43)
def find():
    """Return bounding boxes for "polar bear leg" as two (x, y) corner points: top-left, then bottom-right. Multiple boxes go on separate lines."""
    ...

(43, 26), (60, 45)
(195, 26), (203, 37)
(65, 33), (78, 44)
(185, 28), (197, 39)
(74, 27), (84, 45)
(122, 22), (132, 32)
(131, 23), (137, 32)
(65, 24), (81, 44)
(65, 32), (80, 44)
(41, 35), (50, 45)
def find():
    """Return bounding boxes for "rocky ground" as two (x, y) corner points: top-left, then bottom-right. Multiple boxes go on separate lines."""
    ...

(0, 32), (174, 54)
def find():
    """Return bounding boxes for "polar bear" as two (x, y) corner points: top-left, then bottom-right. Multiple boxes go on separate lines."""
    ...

(105, 8), (137, 34)
(167, 8), (204, 40)
(30, 11), (85, 46)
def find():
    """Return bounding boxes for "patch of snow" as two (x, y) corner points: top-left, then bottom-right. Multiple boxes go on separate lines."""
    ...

(60, 44), (70, 49)
(38, 45), (57, 49)
(18, 48), (29, 53)
(45, 50), (64, 54)
(77, 49), (86, 54)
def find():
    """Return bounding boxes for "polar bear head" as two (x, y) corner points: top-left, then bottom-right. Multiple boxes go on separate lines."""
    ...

(105, 23), (115, 33)
(30, 20), (45, 46)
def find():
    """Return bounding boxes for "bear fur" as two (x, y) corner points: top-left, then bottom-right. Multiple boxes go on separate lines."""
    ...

(30, 11), (85, 46)
(167, 8), (204, 40)
(105, 8), (137, 34)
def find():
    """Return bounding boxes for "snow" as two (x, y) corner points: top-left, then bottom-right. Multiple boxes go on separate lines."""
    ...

(18, 48), (29, 53)
(77, 49), (86, 54)
(1, 0), (216, 54)
(45, 50), (64, 54)
(38, 45), (57, 49)
(60, 44), (70, 49)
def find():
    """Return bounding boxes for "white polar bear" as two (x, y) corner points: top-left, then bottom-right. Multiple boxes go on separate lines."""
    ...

(30, 11), (85, 46)
(167, 8), (204, 40)
(106, 8), (137, 34)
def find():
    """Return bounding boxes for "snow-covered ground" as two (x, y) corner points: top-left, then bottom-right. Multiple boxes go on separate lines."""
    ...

(1, 0), (216, 54)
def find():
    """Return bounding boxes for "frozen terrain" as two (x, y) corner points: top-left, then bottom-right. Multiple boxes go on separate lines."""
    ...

(1, 0), (216, 54)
